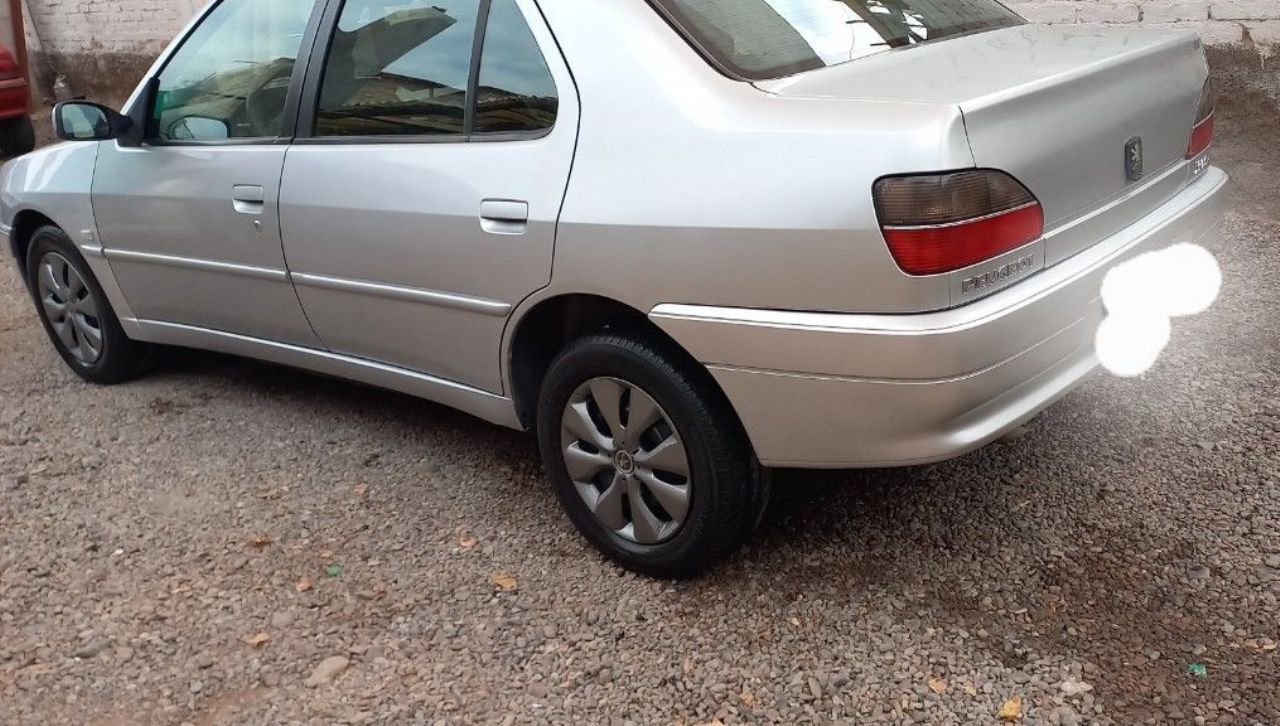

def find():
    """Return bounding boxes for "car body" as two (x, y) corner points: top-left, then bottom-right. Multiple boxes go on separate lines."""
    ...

(1, 0), (1226, 575)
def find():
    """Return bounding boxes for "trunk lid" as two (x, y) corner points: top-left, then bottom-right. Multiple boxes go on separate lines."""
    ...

(759, 25), (1208, 264)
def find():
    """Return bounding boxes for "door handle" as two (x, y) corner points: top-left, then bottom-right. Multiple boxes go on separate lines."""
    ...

(479, 199), (529, 235)
(232, 185), (266, 215)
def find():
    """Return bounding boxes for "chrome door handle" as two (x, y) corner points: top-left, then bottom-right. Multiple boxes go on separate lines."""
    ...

(479, 199), (529, 235)
(232, 185), (266, 215)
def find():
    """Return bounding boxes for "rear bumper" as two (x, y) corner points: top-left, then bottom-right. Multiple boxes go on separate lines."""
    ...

(652, 167), (1228, 468)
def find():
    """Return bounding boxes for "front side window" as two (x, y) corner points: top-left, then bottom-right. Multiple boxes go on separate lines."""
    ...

(151, 0), (313, 141)
(473, 0), (558, 134)
(315, 0), (481, 137)
(652, 0), (1024, 81)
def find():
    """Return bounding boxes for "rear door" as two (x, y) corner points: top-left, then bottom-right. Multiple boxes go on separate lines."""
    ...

(93, 0), (324, 346)
(279, 0), (577, 394)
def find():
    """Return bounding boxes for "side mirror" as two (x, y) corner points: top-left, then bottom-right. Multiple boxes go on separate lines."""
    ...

(54, 101), (132, 141)
(166, 115), (230, 142)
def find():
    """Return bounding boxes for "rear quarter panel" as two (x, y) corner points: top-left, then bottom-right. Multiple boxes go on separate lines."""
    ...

(534, 0), (976, 316)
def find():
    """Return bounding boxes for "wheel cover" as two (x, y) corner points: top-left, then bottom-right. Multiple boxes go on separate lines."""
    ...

(560, 377), (693, 545)
(36, 252), (103, 365)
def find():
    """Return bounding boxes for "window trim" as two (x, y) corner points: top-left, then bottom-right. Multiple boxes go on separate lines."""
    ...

(126, 0), (331, 147)
(462, 0), (495, 137)
(294, 0), (557, 145)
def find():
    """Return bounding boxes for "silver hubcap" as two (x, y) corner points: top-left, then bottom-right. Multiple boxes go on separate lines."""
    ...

(560, 377), (692, 545)
(36, 252), (102, 365)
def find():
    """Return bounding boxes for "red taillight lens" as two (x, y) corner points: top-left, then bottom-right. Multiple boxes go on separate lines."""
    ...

(1187, 114), (1214, 159)
(1186, 77), (1215, 159)
(0, 46), (19, 81)
(873, 170), (1044, 276)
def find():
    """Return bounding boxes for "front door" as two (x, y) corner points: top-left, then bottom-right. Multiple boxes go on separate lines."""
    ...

(92, 0), (322, 346)
(279, 0), (577, 393)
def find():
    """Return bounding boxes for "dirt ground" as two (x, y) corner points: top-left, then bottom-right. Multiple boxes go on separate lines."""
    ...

(1, 50), (1278, 726)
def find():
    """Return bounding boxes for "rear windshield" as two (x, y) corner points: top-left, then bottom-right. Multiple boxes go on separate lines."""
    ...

(651, 0), (1024, 80)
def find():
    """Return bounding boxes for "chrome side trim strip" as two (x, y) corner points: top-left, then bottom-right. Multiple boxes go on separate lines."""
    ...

(80, 245), (106, 259)
(290, 272), (512, 316)
(106, 248), (288, 282)
(132, 319), (522, 430)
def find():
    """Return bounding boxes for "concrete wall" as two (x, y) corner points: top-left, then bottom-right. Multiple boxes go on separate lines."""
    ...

(19, 0), (1280, 102)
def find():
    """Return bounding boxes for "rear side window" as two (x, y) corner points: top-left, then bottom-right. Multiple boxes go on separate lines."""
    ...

(474, 0), (558, 134)
(651, 0), (1024, 81)
(313, 0), (557, 138)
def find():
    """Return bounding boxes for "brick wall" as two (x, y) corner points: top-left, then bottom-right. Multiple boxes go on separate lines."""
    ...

(23, 0), (202, 56)
(18, 0), (1279, 101)
(21, 0), (203, 102)
(1003, 0), (1280, 46)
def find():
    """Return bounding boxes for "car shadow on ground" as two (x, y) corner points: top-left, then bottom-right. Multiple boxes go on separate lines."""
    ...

(148, 343), (1017, 537)
(149, 342), (1071, 577)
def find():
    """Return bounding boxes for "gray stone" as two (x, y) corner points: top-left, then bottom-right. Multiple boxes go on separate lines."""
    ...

(304, 656), (350, 688)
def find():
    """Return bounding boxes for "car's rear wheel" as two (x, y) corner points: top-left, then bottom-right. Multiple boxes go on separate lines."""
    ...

(537, 332), (767, 578)
(25, 225), (151, 384)
(0, 115), (36, 156)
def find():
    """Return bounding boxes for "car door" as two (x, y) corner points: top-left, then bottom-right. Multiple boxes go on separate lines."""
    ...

(279, 0), (578, 394)
(91, 0), (324, 347)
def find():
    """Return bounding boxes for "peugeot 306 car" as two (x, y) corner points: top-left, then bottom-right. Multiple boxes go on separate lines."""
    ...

(1, 0), (1226, 576)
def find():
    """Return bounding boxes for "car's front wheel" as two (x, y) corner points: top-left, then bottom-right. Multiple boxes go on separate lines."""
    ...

(537, 332), (767, 578)
(25, 225), (151, 384)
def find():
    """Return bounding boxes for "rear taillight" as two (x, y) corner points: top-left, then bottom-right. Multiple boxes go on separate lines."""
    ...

(873, 170), (1044, 276)
(1186, 77), (1214, 159)
(0, 46), (19, 81)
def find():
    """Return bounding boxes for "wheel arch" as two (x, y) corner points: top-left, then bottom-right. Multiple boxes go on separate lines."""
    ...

(505, 293), (743, 434)
(9, 207), (59, 282)
(8, 205), (143, 337)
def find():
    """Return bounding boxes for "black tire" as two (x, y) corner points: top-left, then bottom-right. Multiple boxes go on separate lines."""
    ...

(537, 331), (768, 578)
(25, 225), (151, 384)
(0, 115), (36, 156)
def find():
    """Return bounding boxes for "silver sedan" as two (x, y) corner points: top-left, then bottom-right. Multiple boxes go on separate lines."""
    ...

(1, 0), (1226, 576)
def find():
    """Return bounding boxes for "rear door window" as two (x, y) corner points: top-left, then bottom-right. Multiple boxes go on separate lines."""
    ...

(312, 0), (557, 139)
(651, 0), (1024, 80)
(314, 0), (481, 137)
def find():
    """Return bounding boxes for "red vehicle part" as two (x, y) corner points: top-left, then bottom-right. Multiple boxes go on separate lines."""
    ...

(0, 44), (30, 120)
(0, 0), (33, 154)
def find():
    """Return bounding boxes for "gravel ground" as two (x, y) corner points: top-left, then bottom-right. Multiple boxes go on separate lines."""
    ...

(2, 51), (1278, 726)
